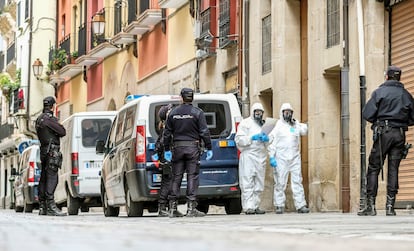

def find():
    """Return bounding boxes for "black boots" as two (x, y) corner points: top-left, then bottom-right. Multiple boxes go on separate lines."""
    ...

(186, 201), (206, 217)
(386, 195), (396, 216)
(357, 196), (377, 216)
(169, 200), (184, 218)
(38, 200), (47, 215)
(158, 203), (169, 217)
(46, 200), (67, 216)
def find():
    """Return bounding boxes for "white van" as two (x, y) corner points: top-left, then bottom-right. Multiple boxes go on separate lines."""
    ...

(96, 94), (243, 217)
(55, 111), (116, 215)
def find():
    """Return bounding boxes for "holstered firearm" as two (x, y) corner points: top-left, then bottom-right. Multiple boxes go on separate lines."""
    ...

(402, 143), (412, 159)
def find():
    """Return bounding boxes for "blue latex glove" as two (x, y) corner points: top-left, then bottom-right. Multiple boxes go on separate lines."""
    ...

(251, 133), (262, 141)
(269, 157), (277, 168)
(206, 150), (213, 160)
(261, 132), (269, 142)
(164, 151), (172, 162)
(151, 153), (159, 161)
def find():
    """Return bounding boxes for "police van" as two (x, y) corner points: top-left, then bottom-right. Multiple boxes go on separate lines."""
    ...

(54, 111), (116, 215)
(96, 94), (242, 217)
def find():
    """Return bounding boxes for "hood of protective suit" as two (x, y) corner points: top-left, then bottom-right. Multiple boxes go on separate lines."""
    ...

(251, 103), (264, 118)
(279, 103), (294, 119)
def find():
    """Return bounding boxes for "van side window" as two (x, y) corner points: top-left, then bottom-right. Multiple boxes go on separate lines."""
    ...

(115, 111), (126, 144)
(123, 106), (136, 140)
(197, 102), (230, 139)
(107, 119), (117, 149)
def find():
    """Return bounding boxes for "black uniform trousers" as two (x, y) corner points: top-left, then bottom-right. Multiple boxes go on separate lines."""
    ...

(168, 145), (201, 202)
(39, 149), (59, 201)
(159, 162), (172, 204)
(367, 127), (405, 198)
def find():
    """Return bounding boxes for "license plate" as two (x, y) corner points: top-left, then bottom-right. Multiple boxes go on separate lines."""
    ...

(153, 174), (162, 183)
(84, 161), (102, 169)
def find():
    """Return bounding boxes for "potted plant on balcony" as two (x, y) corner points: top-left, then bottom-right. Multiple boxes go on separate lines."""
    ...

(70, 51), (78, 64)
(48, 48), (68, 73)
(0, 72), (19, 102)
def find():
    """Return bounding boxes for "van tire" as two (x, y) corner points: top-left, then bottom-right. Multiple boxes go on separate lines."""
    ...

(125, 186), (144, 217)
(67, 189), (80, 215)
(225, 198), (242, 215)
(102, 183), (119, 217)
(24, 202), (34, 213)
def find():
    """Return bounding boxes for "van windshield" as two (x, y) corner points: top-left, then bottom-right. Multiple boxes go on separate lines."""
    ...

(82, 119), (113, 147)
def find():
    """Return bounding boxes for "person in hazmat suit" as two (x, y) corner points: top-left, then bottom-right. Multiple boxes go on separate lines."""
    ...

(268, 103), (310, 214)
(235, 102), (269, 214)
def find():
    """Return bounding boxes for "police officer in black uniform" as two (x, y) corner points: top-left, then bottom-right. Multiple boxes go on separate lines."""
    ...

(163, 88), (213, 217)
(35, 96), (67, 216)
(359, 65), (414, 216)
(152, 104), (174, 217)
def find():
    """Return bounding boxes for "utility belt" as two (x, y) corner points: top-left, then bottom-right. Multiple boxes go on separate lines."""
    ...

(173, 140), (200, 147)
(373, 120), (405, 141)
(47, 142), (62, 172)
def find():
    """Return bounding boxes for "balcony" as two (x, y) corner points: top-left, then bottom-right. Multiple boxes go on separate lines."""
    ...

(88, 42), (118, 59)
(111, 33), (136, 45)
(124, 9), (161, 36)
(158, 0), (188, 9)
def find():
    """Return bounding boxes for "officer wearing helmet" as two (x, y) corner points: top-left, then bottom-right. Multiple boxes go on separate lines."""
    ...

(152, 104), (174, 216)
(359, 65), (414, 216)
(163, 88), (213, 217)
(235, 102), (269, 214)
(35, 96), (66, 216)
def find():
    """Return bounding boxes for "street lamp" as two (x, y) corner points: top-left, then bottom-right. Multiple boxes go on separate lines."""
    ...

(92, 13), (105, 36)
(32, 58), (43, 80)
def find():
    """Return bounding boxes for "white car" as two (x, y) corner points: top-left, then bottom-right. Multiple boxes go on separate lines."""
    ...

(13, 143), (41, 213)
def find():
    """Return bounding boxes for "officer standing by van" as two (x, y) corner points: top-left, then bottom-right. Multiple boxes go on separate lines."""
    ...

(152, 104), (174, 217)
(35, 96), (67, 216)
(163, 88), (213, 217)
(359, 65), (414, 216)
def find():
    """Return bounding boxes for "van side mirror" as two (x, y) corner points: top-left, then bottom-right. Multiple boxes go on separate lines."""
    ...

(96, 140), (105, 154)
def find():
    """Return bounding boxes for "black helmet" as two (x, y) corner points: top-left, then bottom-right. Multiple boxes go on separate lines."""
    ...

(387, 65), (402, 81)
(158, 104), (173, 121)
(180, 88), (194, 103)
(43, 96), (56, 107)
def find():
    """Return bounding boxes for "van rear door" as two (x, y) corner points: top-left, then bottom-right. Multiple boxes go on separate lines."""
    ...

(195, 100), (240, 187)
(78, 117), (113, 195)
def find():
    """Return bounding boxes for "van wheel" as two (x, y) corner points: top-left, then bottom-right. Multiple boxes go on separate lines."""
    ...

(125, 186), (144, 217)
(24, 202), (34, 213)
(225, 198), (242, 215)
(80, 206), (89, 212)
(67, 190), (80, 215)
(102, 184), (119, 217)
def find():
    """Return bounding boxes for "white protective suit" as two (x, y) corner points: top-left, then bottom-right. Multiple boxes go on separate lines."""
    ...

(268, 103), (308, 210)
(235, 103), (268, 212)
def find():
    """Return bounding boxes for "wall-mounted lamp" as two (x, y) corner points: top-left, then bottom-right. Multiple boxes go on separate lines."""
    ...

(92, 13), (105, 36)
(32, 58), (44, 80)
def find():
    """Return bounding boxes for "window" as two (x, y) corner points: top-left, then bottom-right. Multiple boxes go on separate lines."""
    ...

(123, 106), (136, 139)
(219, 0), (230, 48)
(262, 15), (271, 74)
(327, 0), (340, 47)
(115, 111), (126, 144)
(197, 102), (231, 139)
(81, 119), (113, 147)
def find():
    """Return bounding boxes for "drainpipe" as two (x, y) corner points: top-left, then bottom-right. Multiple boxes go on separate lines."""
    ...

(25, 0), (37, 139)
(242, 0), (250, 116)
(238, 0), (243, 108)
(341, 0), (350, 213)
(356, 0), (367, 212)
